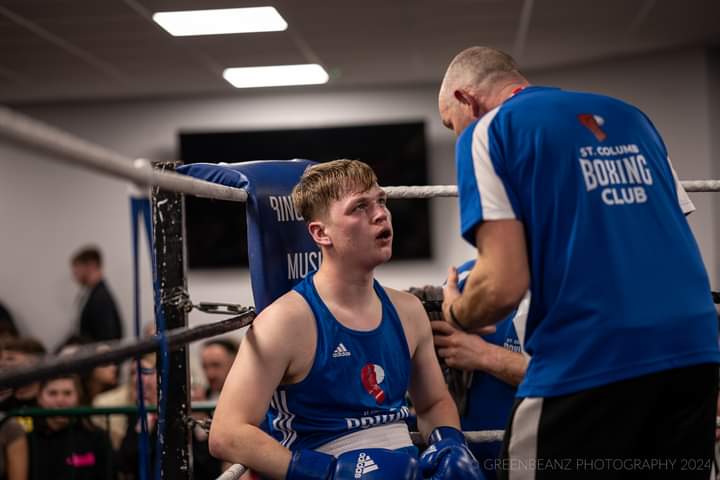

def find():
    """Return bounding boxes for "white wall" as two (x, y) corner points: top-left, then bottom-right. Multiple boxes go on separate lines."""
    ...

(1, 46), (716, 357)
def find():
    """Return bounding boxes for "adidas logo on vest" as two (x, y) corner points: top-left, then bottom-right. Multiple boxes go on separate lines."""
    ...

(332, 343), (352, 358)
(354, 452), (379, 478)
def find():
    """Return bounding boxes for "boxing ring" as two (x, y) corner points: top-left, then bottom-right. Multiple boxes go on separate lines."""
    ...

(0, 105), (719, 480)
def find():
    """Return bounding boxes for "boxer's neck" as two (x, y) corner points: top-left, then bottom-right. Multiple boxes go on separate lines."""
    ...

(314, 262), (376, 308)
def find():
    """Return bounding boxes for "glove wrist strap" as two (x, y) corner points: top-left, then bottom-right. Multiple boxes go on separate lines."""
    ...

(286, 449), (336, 480)
(429, 426), (466, 445)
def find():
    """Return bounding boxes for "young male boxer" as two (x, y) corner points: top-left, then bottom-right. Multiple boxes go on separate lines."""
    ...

(210, 160), (485, 480)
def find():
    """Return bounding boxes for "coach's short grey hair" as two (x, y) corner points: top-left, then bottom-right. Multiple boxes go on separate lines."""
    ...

(440, 46), (522, 100)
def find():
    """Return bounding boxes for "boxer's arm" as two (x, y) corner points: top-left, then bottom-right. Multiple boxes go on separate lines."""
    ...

(210, 294), (308, 480)
(447, 219), (529, 330)
(394, 292), (461, 441)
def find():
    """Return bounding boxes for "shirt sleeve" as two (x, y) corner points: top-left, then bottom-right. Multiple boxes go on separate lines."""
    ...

(667, 157), (695, 215)
(456, 108), (516, 245)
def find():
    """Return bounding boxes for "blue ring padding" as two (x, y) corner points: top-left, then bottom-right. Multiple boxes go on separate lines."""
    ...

(178, 159), (320, 312)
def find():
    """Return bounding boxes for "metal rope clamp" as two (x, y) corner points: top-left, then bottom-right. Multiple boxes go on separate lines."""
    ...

(194, 302), (252, 315)
(161, 286), (193, 313)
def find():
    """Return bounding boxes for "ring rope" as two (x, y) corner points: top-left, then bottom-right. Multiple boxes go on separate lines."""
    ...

(0, 106), (248, 202)
(0, 309), (255, 389)
(384, 181), (720, 195)
(1, 106), (718, 199)
(216, 464), (247, 480)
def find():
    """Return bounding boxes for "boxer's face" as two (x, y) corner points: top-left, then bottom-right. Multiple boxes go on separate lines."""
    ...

(323, 184), (393, 267)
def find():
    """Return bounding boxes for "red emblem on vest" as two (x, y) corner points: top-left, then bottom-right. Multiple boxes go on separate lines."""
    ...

(361, 363), (386, 405)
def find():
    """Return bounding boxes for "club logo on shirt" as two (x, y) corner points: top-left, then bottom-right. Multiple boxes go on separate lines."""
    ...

(360, 363), (386, 405)
(578, 113), (607, 142)
(578, 143), (654, 206)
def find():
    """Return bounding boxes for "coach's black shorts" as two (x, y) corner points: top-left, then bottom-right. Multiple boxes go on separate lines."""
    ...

(498, 363), (718, 479)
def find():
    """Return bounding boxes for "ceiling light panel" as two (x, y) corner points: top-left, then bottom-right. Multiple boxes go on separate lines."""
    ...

(153, 7), (287, 37)
(223, 64), (329, 88)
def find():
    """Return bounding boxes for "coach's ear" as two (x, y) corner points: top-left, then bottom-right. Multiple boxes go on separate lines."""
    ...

(454, 89), (483, 119)
(308, 220), (332, 247)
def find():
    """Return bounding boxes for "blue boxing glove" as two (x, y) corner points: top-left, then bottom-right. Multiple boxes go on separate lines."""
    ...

(334, 448), (422, 480)
(287, 448), (422, 480)
(286, 449), (336, 480)
(420, 427), (486, 480)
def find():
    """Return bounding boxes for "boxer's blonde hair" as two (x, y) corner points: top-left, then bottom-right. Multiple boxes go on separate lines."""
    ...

(292, 159), (377, 222)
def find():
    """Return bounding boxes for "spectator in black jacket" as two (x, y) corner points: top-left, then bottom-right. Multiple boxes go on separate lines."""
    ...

(70, 246), (123, 342)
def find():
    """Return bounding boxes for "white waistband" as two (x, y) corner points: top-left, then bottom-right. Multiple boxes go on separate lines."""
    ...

(316, 422), (413, 457)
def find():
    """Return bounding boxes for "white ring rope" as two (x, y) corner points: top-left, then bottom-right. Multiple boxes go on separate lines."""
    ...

(383, 185), (460, 198)
(216, 463), (247, 480)
(215, 430), (506, 480)
(0, 106), (718, 199)
(0, 106), (247, 202)
(681, 179), (720, 192)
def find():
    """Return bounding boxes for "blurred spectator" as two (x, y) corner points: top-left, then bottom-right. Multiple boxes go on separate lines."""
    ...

(81, 345), (119, 405)
(0, 337), (47, 424)
(56, 340), (119, 406)
(70, 246), (123, 342)
(0, 303), (18, 340)
(200, 339), (238, 401)
(53, 335), (90, 356)
(91, 364), (133, 452)
(0, 416), (28, 480)
(28, 375), (111, 480)
(114, 353), (158, 480)
(91, 324), (157, 451)
(115, 353), (220, 480)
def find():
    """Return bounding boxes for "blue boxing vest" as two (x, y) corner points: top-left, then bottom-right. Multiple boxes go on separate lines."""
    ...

(266, 272), (413, 452)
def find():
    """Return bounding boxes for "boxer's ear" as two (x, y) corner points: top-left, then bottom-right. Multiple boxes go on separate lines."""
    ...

(308, 221), (332, 246)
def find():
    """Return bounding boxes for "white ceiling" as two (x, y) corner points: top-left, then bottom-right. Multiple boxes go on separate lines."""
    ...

(1, 0), (719, 104)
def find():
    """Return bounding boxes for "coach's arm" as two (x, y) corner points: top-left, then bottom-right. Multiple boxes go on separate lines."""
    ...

(443, 219), (529, 331)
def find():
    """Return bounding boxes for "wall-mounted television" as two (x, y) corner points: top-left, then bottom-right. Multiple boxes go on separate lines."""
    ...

(180, 121), (431, 269)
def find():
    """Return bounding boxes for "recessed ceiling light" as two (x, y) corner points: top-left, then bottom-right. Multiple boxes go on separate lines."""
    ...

(223, 64), (329, 89)
(152, 7), (287, 37)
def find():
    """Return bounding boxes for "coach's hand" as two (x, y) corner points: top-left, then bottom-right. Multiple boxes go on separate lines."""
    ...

(442, 266), (496, 336)
(420, 427), (485, 480)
